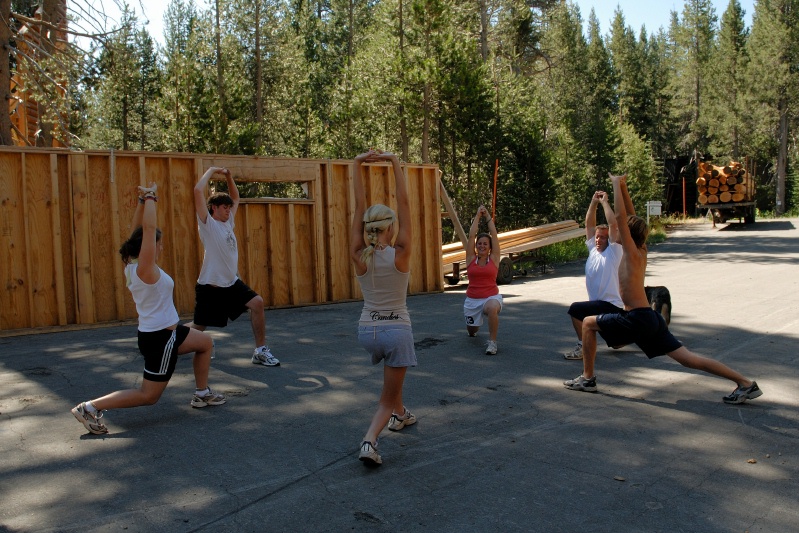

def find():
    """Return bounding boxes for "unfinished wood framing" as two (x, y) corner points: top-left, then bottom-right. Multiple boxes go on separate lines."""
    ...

(0, 147), (442, 335)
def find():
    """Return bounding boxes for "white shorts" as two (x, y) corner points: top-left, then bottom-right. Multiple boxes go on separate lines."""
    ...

(463, 294), (503, 327)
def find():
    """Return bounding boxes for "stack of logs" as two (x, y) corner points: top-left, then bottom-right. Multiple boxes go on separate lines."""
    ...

(696, 161), (754, 205)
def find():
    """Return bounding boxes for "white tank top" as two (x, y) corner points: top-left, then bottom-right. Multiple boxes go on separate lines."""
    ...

(125, 263), (180, 332)
(356, 246), (411, 326)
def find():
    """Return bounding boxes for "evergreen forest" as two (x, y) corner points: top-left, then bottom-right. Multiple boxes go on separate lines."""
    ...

(5, 0), (799, 233)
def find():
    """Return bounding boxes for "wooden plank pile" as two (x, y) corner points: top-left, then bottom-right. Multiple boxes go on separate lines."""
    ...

(442, 220), (582, 275)
(696, 161), (754, 205)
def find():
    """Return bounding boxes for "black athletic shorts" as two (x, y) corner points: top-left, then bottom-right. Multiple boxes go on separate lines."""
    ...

(193, 279), (258, 328)
(567, 300), (624, 321)
(137, 325), (190, 382)
(596, 307), (682, 358)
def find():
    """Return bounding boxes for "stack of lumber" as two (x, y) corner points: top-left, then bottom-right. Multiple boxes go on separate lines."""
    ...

(442, 220), (582, 274)
(696, 161), (754, 205)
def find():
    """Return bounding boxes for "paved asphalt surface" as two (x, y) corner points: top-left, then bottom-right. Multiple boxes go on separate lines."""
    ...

(1, 219), (798, 533)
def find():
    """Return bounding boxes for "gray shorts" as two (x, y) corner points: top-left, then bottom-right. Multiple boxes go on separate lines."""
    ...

(357, 324), (417, 367)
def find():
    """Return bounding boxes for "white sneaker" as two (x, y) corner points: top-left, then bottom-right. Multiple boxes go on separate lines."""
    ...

(359, 440), (382, 466)
(485, 340), (498, 355)
(190, 389), (227, 408)
(387, 408), (417, 431)
(563, 343), (583, 360)
(252, 346), (280, 366)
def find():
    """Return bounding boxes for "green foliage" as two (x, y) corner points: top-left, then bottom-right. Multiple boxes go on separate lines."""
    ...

(614, 120), (661, 209)
(538, 237), (588, 265)
(668, 0), (718, 153)
(705, 0), (748, 160)
(43, 0), (797, 227)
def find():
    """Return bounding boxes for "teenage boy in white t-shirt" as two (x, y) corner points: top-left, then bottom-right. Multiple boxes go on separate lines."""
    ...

(186, 167), (280, 367)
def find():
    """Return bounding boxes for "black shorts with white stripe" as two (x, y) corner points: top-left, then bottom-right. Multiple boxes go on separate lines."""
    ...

(137, 325), (190, 382)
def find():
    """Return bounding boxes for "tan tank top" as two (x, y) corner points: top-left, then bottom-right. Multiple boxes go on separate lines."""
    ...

(356, 246), (411, 326)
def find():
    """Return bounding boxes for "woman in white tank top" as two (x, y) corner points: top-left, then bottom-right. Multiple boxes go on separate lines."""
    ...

(71, 183), (224, 435)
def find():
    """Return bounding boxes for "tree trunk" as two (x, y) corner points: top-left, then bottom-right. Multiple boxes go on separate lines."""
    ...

(421, 82), (430, 163)
(36, 0), (58, 146)
(478, 0), (488, 62)
(122, 95), (129, 150)
(398, 0), (408, 161)
(0, 0), (13, 145)
(37, 0), (60, 146)
(345, 0), (354, 156)
(215, 0), (228, 152)
(255, 0), (263, 152)
(776, 96), (788, 216)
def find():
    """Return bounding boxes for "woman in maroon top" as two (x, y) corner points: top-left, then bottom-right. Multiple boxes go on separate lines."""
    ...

(463, 205), (502, 355)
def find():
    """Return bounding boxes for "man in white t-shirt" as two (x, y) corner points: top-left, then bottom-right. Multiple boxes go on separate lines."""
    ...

(186, 167), (279, 367)
(563, 191), (623, 360)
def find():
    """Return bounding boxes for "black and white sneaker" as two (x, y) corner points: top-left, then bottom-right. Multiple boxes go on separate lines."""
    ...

(358, 440), (382, 466)
(388, 408), (417, 431)
(722, 381), (762, 404)
(563, 375), (597, 392)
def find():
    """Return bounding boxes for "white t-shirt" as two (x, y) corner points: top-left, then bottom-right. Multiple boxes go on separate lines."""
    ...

(197, 215), (239, 287)
(584, 238), (623, 308)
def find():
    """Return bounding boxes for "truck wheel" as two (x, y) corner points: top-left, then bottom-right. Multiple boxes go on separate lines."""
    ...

(496, 257), (514, 285)
(744, 206), (756, 224)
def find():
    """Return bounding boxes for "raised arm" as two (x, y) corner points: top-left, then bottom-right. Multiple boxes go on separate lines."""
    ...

(135, 184), (160, 285)
(620, 176), (635, 216)
(384, 153), (412, 272)
(597, 191), (620, 243)
(609, 173), (635, 253)
(349, 150), (377, 274)
(194, 167), (232, 223)
(224, 168), (240, 217)
(465, 207), (481, 266)
(585, 192), (600, 240)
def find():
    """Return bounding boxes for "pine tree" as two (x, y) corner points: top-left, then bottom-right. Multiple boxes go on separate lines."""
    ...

(88, 7), (141, 150)
(744, 0), (799, 214)
(584, 9), (618, 188)
(608, 9), (652, 142)
(669, 0), (718, 153)
(540, 0), (592, 220)
(643, 27), (674, 158)
(706, 0), (748, 160)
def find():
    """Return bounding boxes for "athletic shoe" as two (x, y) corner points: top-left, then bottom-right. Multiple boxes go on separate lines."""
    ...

(485, 340), (498, 355)
(71, 402), (108, 434)
(722, 381), (762, 404)
(564, 343), (583, 360)
(388, 408), (417, 431)
(563, 375), (597, 392)
(359, 440), (382, 466)
(252, 346), (280, 366)
(190, 389), (227, 408)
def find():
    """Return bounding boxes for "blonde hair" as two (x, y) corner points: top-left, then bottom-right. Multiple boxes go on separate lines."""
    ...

(360, 204), (396, 265)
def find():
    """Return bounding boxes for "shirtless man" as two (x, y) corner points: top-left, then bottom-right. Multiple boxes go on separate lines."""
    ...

(563, 173), (762, 404)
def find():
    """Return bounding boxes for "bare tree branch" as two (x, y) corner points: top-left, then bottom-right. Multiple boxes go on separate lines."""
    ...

(11, 10), (119, 39)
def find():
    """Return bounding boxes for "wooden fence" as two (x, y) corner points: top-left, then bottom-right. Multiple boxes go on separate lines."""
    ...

(0, 147), (442, 335)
